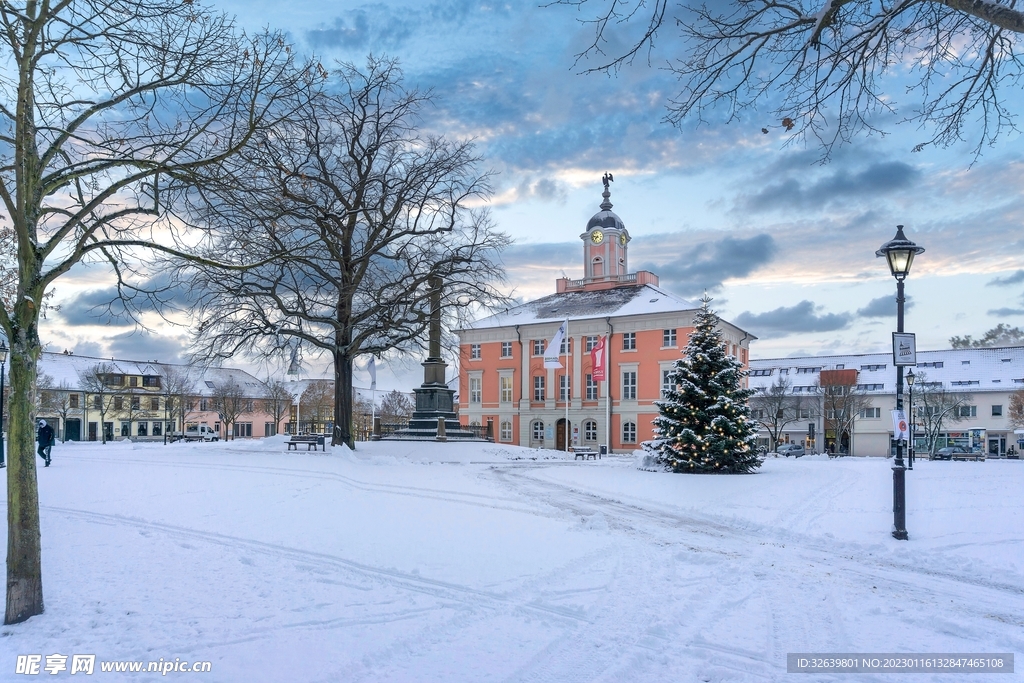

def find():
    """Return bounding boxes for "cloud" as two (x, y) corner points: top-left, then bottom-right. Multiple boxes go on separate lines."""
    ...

(57, 287), (134, 326)
(107, 331), (188, 364)
(856, 295), (914, 318)
(741, 161), (921, 213)
(988, 270), (1024, 287)
(733, 301), (853, 337)
(305, 1), (494, 51)
(501, 242), (578, 269)
(635, 234), (777, 294)
(988, 308), (1024, 316)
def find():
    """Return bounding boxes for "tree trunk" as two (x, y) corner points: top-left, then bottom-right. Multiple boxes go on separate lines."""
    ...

(333, 348), (354, 449)
(5, 333), (43, 624)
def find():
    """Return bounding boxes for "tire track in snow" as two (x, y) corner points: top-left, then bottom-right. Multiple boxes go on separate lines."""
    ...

(39, 504), (589, 626)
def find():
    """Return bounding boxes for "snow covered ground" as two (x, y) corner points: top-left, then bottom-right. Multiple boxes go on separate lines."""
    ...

(1, 438), (1021, 682)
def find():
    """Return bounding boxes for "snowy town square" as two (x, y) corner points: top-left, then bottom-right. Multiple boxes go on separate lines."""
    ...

(1, 439), (1020, 682)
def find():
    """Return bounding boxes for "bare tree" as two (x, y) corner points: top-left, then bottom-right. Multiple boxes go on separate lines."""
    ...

(37, 377), (74, 443)
(0, 0), (307, 623)
(558, 0), (1024, 157)
(1009, 389), (1024, 430)
(748, 376), (804, 451)
(950, 324), (1024, 349)
(301, 380), (335, 433)
(261, 379), (293, 436)
(162, 366), (198, 440)
(818, 379), (871, 456)
(913, 374), (975, 457)
(184, 58), (511, 449)
(379, 390), (414, 424)
(77, 364), (119, 445)
(211, 377), (248, 441)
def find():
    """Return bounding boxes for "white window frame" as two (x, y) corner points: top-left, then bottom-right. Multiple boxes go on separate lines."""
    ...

(622, 421), (637, 443)
(585, 374), (598, 400)
(500, 341), (513, 358)
(500, 420), (513, 442)
(469, 376), (482, 404)
(500, 374), (514, 404)
(622, 370), (637, 400)
(532, 420), (544, 442)
(584, 420), (598, 442)
(533, 375), (545, 402)
(470, 344), (481, 360)
(622, 332), (636, 351)
(663, 329), (677, 347)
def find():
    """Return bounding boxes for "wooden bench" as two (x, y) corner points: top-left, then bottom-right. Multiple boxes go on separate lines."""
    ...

(570, 446), (599, 460)
(287, 435), (326, 452)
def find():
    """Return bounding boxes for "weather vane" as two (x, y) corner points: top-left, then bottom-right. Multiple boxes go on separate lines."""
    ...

(602, 172), (613, 189)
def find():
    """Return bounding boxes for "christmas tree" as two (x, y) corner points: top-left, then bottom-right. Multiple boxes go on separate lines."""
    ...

(645, 295), (762, 474)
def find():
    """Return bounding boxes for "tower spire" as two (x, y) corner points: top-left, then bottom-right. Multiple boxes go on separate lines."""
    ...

(601, 172), (613, 210)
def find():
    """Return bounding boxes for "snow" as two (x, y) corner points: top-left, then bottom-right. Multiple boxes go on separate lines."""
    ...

(2, 440), (1022, 681)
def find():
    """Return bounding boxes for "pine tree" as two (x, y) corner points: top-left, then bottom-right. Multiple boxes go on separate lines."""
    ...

(645, 295), (762, 474)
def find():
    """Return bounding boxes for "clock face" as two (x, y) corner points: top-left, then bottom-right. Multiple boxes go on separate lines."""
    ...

(591, 230), (604, 244)
(619, 232), (628, 245)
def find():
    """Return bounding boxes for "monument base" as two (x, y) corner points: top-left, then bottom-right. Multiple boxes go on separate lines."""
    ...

(385, 359), (484, 441)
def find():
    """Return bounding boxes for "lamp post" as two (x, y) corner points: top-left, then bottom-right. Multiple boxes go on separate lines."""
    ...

(906, 369), (916, 470)
(876, 225), (925, 541)
(0, 340), (7, 468)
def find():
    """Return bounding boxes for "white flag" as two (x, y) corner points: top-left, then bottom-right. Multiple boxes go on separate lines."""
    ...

(368, 356), (377, 390)
(544, 321), (567, 369)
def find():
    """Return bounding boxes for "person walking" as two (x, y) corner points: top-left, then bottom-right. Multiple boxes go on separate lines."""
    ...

(37, 419), (54, 467)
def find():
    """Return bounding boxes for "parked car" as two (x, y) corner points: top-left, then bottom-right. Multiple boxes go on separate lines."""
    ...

(932, 446), (967, 461)
(776, 443), (805, 458)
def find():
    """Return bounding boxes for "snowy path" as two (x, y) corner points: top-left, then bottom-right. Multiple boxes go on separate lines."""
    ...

(1, 440), (1021, 682)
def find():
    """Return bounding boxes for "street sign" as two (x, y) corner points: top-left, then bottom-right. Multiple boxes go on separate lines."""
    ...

(892, 332), (917, 366)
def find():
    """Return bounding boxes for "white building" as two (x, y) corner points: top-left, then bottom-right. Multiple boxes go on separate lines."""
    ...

(748, 346), (1024, 457)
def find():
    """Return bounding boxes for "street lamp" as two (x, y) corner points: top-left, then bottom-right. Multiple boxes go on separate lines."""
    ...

(876, 225), (925, 541)
(906, 369), (916, 470)
(0, 340), (7, 468)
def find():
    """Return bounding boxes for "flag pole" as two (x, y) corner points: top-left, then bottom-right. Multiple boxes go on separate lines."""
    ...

(565, 317), (570, 452)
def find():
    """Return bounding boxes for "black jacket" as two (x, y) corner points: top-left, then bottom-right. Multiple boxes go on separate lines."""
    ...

(37, 424), (54, 446)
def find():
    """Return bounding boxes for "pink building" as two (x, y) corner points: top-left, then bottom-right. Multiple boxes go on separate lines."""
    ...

(456, 181), (754, 452)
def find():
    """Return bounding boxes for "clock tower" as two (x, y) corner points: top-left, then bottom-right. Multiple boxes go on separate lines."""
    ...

(581, 172), (630, 282)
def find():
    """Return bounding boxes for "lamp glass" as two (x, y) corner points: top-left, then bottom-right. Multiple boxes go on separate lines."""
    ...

(906, 370), (916, 386)
(886, 248), (915, 278)
(0, 345), (6, 363)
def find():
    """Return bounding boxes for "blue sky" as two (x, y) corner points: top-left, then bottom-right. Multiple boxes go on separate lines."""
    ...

(41, 0), (1024, 389)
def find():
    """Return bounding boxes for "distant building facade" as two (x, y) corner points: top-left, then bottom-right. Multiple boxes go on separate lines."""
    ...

(32, 351), (285, 441)
(456, 181), (754, 452)
(748, 346), (1024, 457)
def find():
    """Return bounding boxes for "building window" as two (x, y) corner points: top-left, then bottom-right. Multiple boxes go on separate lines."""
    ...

(265, 422), (277, 437)
(69, 394), (80, 409)
(750, 409), (765, 420)
(501, 342), (513, 358)
(200, 398), (209, 411)
(585, 374), (598, 400)
(152, 422), (162, 436)
(860, 407), (881, 418)
(469, 377), (482, 404)
(796, 367), (821, 374)
(661, 369), (673, 397)
(622, 421), (636, 444)
(470, 344), (481, 360)
(150, 397), (160, 411)
(622, 371), (637, 400)
(798, 408), (811, 419)
(958, 405), (977, 418)
(533, 339), (545, 356)
(585, 335), (598, 352)
(233, 422), (253, 437)
(137, 422), (148, 436)
(113, 396), (124, 410)
(533, 376), (545, 402)
(143, 376), (161, 388)
(532, 420), (544, 442)
(622, 332), (636, 351)
(993, 404), (1003, 417)
(663, 329), (677, 347)
(749, 369), (773, 377)
(500, 420), (513, 442)
(129, 376), (138, 387)
(500, 376), (513, 403)
(559, 337), (571, 355)
(856, 384), (884, 391)
(860, 364), (886, 371)
(584, 420), (597, 442)
(559, 375), (571, 401)
(130, 396), (141, 410)
(120, 421), (130, 437)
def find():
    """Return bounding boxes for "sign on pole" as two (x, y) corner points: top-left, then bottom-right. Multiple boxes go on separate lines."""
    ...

(892, 332), (917, 366)
(891, 409), (909, 441)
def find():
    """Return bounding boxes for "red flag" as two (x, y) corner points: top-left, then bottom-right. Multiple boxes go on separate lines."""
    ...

(590, 335), (606, 381)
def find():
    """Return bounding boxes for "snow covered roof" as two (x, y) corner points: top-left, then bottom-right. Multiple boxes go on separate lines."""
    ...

(35, 351), (266, 396)
(749, 346), (1024, 394)
(462, 284), (710, 330)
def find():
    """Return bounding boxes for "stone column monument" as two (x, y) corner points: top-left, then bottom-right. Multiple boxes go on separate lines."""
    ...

(389, 276), (480, 441)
